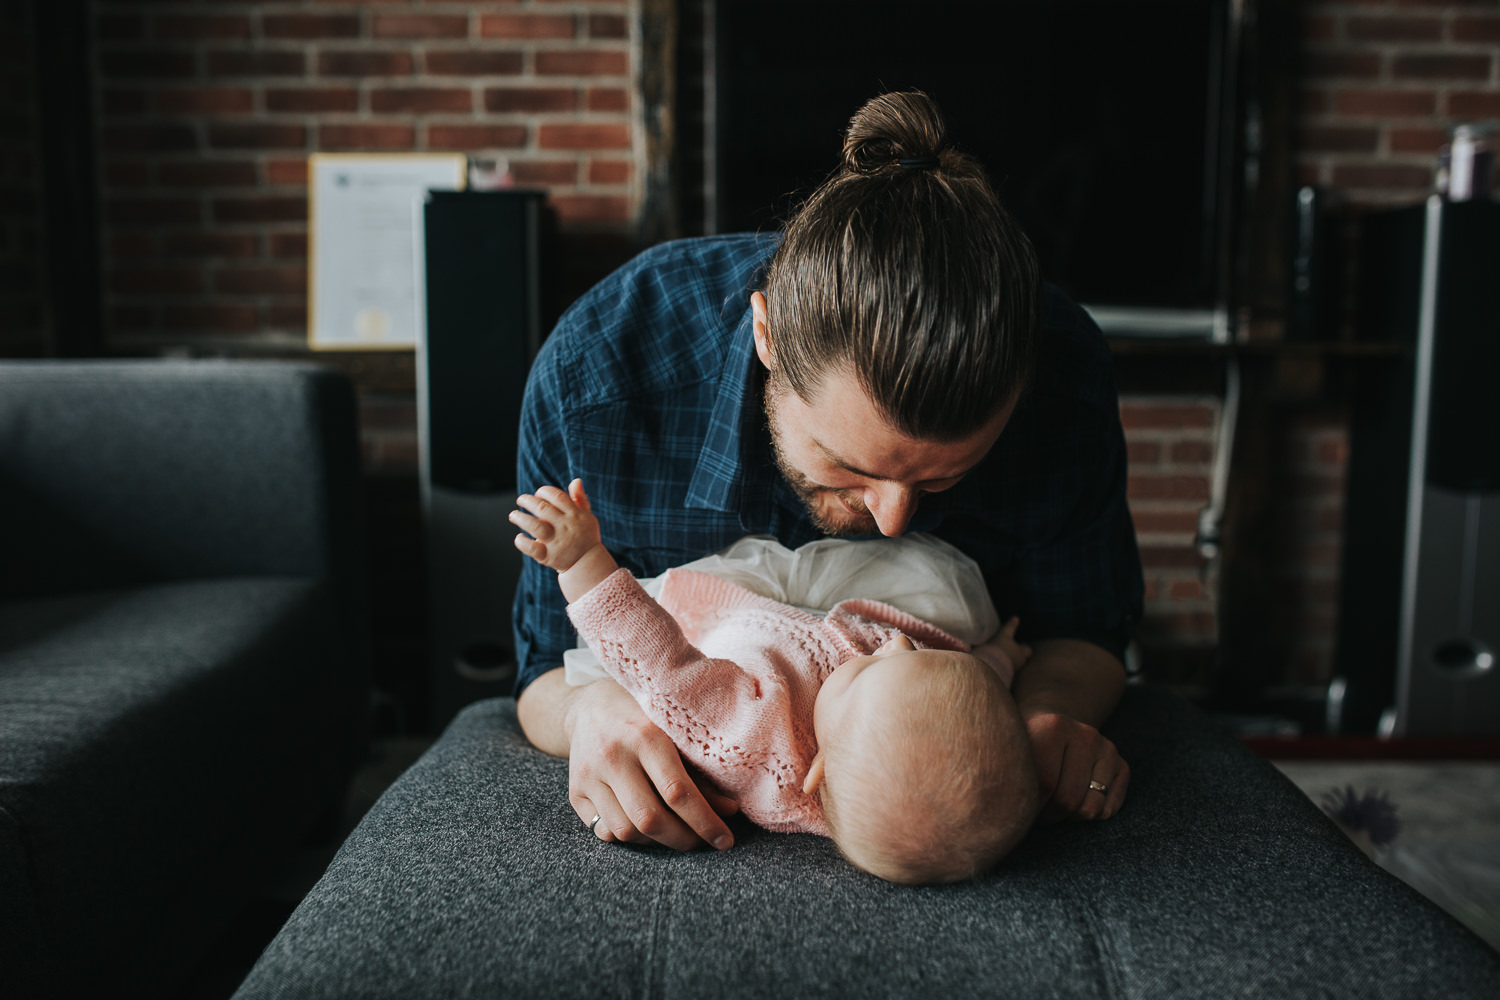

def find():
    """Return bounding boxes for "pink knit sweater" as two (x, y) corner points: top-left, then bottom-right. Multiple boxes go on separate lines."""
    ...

(566, 567), (972, 835)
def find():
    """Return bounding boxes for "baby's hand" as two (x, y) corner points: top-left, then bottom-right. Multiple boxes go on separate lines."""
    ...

(511, 479), (603, 573)
(975, 617), (1032, 682)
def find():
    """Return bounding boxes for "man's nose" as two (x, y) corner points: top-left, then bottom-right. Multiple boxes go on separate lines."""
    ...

(866, 485), (919, 537)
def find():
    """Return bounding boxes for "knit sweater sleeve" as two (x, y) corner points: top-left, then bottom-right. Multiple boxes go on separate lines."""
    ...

(566, 568), (829, 835)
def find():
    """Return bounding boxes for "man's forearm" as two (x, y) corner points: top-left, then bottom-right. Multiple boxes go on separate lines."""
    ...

(516, 667), (576, 756)
(1011, 638), (1127, 728)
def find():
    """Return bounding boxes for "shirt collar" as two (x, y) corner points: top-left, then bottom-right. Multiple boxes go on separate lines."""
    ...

(685, 301), (771, 523)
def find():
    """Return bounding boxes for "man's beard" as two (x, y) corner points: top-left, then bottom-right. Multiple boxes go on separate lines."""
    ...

(763, 380), (880, 538)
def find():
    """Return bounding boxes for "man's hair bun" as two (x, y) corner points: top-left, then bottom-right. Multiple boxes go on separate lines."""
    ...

(841, 91), (949, 174)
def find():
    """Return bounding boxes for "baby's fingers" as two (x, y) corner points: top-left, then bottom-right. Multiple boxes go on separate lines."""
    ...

(1002, 616), (1021, 638)
(508, 507), (551, 541)
(533, 483), (577, 513)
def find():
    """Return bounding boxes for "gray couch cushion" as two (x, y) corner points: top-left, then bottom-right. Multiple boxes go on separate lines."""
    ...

(235, 686), (1500, 999)
(0, 577), (357, 996)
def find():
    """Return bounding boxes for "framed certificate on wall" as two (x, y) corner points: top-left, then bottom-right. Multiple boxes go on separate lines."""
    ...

(308, 153), (466, 351)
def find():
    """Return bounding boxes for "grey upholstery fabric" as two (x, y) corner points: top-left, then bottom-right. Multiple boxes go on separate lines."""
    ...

(236, 686), (1500, 999)
(0, 361), (368, 999)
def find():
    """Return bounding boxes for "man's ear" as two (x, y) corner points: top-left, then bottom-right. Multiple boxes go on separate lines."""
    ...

(802, 749), (826, 796)
(750, 291), (774, 370)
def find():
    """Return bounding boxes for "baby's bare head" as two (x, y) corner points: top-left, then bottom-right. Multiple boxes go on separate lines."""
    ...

(811, 647), (1039, 885)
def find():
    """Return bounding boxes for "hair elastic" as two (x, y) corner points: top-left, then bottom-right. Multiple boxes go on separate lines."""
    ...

(897, 157), (941, 170)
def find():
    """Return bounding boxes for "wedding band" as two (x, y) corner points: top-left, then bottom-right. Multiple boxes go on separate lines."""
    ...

(1089, 780), (1108, 794)
(587, 813), (603, 835)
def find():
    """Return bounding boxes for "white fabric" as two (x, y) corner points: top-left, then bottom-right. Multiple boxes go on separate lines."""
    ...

(563, 533), (1000, 686)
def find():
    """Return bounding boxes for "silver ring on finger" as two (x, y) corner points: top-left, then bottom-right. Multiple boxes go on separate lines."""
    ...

(1088, 780), (1108, 794)
(587, 813), (603, 835)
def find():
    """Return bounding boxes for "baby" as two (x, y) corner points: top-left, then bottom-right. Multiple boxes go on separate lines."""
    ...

(512, 479), (1040, 885)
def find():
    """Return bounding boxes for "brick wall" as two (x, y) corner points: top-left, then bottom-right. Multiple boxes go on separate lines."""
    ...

(92, 0), (642, 362)
(1298, 0), (1500, 205)
(0, 0), (46, 354)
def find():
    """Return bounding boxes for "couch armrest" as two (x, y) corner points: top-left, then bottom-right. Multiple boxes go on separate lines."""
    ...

(0, 360), (364, 601)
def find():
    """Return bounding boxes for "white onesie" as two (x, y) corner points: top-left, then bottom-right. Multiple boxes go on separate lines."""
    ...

(562, 532), (1001, 686)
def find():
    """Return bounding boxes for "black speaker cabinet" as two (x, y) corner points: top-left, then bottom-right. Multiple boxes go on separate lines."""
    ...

(419, 189), (551, 733)
(1333, 197), (1500, 737)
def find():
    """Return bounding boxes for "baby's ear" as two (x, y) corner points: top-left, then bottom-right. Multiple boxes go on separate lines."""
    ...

(803, 751), (826, 796)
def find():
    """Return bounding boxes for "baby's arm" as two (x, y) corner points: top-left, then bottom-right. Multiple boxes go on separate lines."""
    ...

(510, 478), (619, 603)
(973, 616), (1031, 686)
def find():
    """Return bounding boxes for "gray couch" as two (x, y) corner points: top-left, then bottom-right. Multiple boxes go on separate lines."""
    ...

(0, 361), (369, 999)
(235, 685), (1500, 998)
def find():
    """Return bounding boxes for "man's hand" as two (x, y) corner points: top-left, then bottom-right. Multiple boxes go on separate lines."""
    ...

(1023, 708), (1129, 822)
(1011, 638), (1130, 823)
(526, 671), (740, 851)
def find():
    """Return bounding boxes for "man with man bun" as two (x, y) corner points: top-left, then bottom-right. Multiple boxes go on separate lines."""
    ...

(512, 91), (1144, 854)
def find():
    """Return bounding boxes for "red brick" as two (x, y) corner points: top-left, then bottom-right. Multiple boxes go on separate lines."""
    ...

(162, 232), (260, 259)
(266, 303), (307, 328)
(214, 266), (308, 295)
(1344, 15), (1442, 42)
(213, 195), (308, 224)
(1392, 53), (1492, 80)
(154, 14), (252, 40)
(1303, 51), (1382, 80)
(264, 158), (309, 185)
(588, 14), (628, 39)
(538, 123), (631, 150)
(266, 87), (360, 114)
(268, 232), (308, 259)
(585, 87), (629, 112)
(1168, 579), (1209, 601)
(317, 50), (414, 77)
(1129, 510), (1201, 535)
(425, 50), (523, 76)
(1332, 87), (1437, 117)
(101, 124), (197, 153)
(159, 160), (259, 187)
(425, 124), (526, 149)
(262, 15), (361, 40)
(318, 124), (417, 150)
(1126, 440), (1161, 465)
(1298, 125), (1379, 154)
(536, 50), (629, 77)
(1453, 15), (1500, 44)
(372, 14), (468, 39)
(1169, 441), (1214, 465)
(548, 194), (632, 225)
(1329, 162), (1433, 189)
(484, 87), (576, 113)
(1299, 88), (1331, 116)
(479, 14), (576, 39)
(1300, 13), (1336, 44)
(207, 50), (306, 78)
(156, 86), (255, 115)
(1449, 91), (1500, 118)
(208, 124), (307, 151)
(370, 87), (473, 113)
(509, 160), (578, 185)
(1118, 402), (1215, 430)
(1127, 475), (1211, 502)
(99, 49), (197, 79)
(110, 266), (203, 295)
(1137, 544), (1205, 569)
(588, 159), (631, 184)
(162, 303), (259, 334)
(1389, 127), (1447, 154)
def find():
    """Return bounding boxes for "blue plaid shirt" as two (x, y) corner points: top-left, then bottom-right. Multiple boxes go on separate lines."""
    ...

(513, 233), (1142, 694)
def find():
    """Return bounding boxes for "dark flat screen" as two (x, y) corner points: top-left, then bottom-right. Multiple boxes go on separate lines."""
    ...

(715, 0), (1234, 312)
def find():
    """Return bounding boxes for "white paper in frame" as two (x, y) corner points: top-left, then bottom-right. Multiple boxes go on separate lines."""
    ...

(308, 153), (466, 351)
